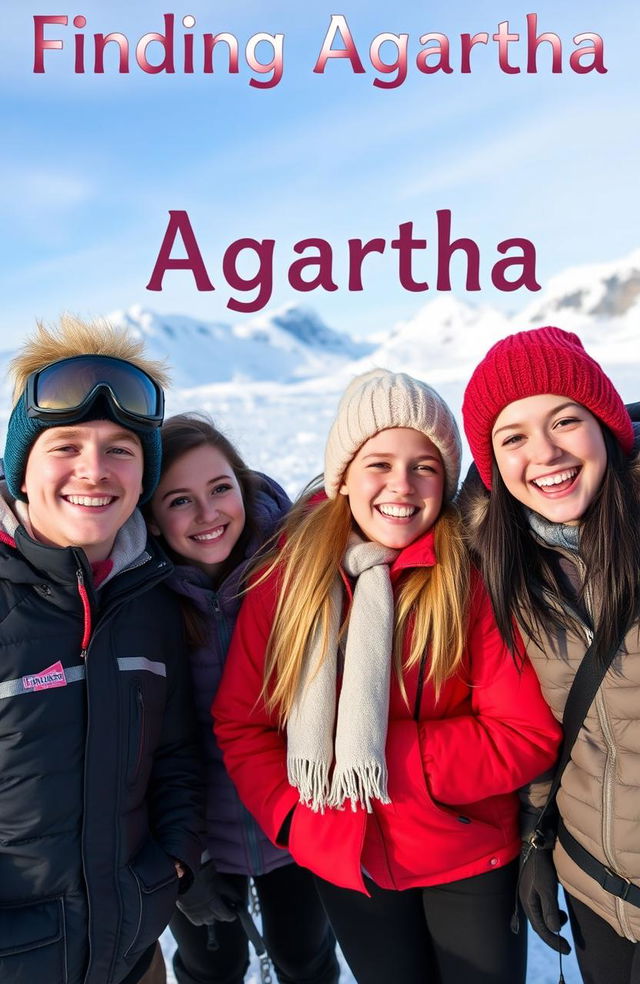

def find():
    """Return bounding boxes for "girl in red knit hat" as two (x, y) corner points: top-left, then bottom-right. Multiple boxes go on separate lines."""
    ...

(462, 326), (640, 984)
(213, 368), (561, 984)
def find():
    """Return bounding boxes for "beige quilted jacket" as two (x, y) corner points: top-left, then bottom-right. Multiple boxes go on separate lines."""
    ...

(464, 478), (640, 941)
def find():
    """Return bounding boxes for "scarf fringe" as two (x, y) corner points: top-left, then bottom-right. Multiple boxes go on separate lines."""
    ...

(328, 762), (391, 813)
(287, 757), (330, 813)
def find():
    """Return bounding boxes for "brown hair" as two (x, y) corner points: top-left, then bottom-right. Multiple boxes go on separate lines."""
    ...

(147, 412), (260, 645)
(465, 426), (640, 660)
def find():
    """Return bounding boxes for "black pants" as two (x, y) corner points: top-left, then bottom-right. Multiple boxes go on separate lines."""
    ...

(314, 859), (526, 984)
(566, 892), (640, 984)
(171, 862), (339, 984)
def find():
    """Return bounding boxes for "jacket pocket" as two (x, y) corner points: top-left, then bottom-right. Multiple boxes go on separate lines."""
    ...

(288, 801), (367, 891)
(0, 897), (67, 984)
(121, 837), (179, 965)
(387, 720), (504, 834)
(127, 685), (145, 787)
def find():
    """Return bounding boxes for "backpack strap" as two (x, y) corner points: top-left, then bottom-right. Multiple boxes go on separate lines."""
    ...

(530, 626), (625, 843)
(557, 819), (640, 907)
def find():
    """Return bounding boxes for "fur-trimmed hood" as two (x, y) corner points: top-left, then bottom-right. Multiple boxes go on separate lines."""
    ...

(456, 461), (491, 554)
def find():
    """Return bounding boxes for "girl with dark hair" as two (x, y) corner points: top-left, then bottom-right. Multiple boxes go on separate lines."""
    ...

(146, 413), (338, 984)
(213, 370), (560, 984)
(462, 326), (640, 984)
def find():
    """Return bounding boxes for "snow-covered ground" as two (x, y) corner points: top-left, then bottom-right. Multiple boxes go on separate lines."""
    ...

(159, 905), (581, 983)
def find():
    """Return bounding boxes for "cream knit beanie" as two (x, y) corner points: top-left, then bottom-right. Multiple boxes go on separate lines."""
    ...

(324, 369), (461, 501)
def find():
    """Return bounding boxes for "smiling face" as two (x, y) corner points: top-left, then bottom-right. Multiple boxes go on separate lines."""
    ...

(491, 394), (608, 524)
(339, 427), (445, 549)
(149, 444), (246, 577)
(21, 420), (144, 562)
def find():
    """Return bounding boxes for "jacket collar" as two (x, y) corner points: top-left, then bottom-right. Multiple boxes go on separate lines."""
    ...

(340, 528), (437, 597)
(305, 491), (439, 593)
(390, 527), (437, 577)
(0, 481), (154, 587)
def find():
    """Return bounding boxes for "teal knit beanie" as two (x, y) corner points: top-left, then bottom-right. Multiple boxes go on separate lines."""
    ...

(3, 391), (161, 504)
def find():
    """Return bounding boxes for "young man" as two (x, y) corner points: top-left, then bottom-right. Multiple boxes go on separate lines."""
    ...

(0, 318), (202, 984)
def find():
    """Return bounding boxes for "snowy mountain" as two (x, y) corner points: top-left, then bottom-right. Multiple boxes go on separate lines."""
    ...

(516, 249), (640, 374)
(162, 248), (640, 496)
(361, 248), (640, 382)
(521, 249), (640, 328)
(358, 296), (513, 381)
(107, 303), (373, 388)
(0, 249), (639, 493)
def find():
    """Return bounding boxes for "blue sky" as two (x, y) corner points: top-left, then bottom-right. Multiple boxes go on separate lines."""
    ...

(0, 0), (638, 345)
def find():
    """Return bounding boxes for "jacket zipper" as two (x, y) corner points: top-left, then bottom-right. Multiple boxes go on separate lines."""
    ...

(81, 555), (170, 983)
(131, 687), (146, 786)
(594, 684), (634, 938)
(76, 568), (92, 659)
(77, 562), (93, 979)
(594, 684), (617, 870)
(211, 594), (233, 651)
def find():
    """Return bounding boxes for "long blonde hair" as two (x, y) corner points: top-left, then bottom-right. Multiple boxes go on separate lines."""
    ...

(259, 480), (469, 723)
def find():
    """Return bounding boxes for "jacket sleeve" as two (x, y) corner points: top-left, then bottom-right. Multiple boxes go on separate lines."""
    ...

(416, 579), (562, 805)
(518, 768), (556, 839)
(147, 598), (204, 881)
(212, 572), (299, 846)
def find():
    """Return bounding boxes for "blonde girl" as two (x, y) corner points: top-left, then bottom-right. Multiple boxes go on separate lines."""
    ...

(214, 369), (561, 984)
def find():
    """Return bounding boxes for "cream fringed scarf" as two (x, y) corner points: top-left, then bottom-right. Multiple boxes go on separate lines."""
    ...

(286, 535), (400, 813)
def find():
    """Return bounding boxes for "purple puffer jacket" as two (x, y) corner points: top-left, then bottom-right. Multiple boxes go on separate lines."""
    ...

(167, 472), (291, 875)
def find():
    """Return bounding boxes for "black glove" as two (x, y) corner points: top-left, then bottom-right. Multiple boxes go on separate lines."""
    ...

(518, 844), (571, 955)
(175, 860), (244, 926)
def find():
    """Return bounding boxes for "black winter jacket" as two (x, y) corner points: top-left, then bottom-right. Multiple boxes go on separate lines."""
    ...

(0, 515), (202, 984)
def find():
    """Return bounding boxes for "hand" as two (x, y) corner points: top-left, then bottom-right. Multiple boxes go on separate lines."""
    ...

(518, 845), (571, 955)
(175, 860), (244, 926)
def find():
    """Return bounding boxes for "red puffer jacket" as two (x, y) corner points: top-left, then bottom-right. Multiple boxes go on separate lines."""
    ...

(213, 529), (561, 894)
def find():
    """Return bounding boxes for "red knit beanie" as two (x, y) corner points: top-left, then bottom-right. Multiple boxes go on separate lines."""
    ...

(462, 326), (634, 489)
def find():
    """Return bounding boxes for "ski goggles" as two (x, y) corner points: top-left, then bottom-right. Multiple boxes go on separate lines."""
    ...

(25, 355), (164, 430)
